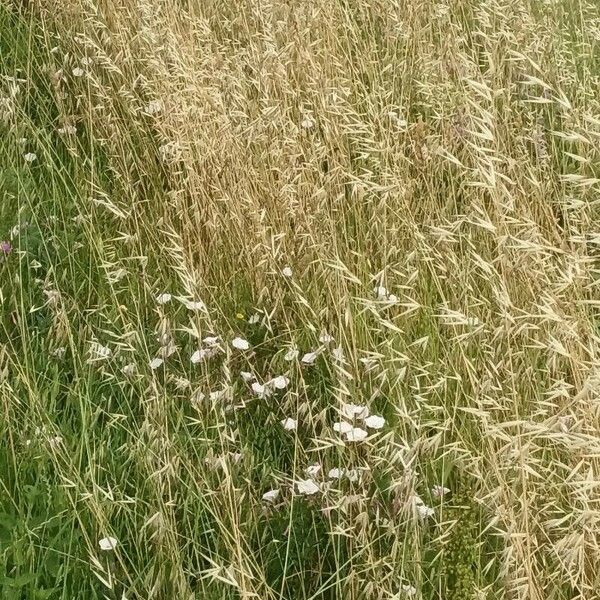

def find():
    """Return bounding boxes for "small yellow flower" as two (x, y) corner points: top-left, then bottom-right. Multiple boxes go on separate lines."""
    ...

(236, 312), (245, 320)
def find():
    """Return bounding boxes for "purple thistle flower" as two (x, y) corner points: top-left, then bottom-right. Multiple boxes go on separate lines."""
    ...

(0, 241), (12, 254)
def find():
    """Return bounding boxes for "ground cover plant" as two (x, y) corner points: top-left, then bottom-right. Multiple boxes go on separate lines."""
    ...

(1, 0), (600, 598)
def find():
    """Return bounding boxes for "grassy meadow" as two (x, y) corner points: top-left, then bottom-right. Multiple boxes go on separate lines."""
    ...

(1, 0), (600, 598)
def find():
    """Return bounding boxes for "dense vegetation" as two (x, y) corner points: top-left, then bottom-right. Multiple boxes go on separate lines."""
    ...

(1, 1), (599, 598)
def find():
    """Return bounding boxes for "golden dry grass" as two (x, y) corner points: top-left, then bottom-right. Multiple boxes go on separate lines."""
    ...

(1, 0), (600, 598)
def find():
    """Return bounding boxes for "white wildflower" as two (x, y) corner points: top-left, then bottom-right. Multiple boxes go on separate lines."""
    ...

(328, 468), (359, 481)
(345, 469), (360, 482)
(173, 376), (190, 390)
(182, 299), (206, 311)
(24, 152), (37, 162)
(331, 346), (345, 362)
(149, 357), (164, 370)
(248, 313), (260, 324)
(48, 435), (63, 449)
(251, 381), (264, 396)
(328, 467), (343, 480)
(262, 489), (280, 503)
(99, 537), (118, 551)
(251, 381), (265, 395)
(203, 336), (220, 346)
(333, 421), (353, 434)
(145, 99), (162, 115)
(232, 337), (250, 350)
(344, 427), (368, 442)
(191, 349), (212, 363)
(364, 414), (385, 429)
(413, 495), (435, 519)
(401, 584), (417, 597)
(282, 266), (293, 277)
(373, 285), (397, 303)
(301, 116), (315, 129)
(209, 389), (227, 402)
(359, 357), (378, 371)
(240, 371), (255, 382)
(121, 363), (136, 377)
(281, 417), (297, 431)
(301, 351), (318, 365)
(251, 382), (272, 399)
(431, 485), (450, 499)
(305, 464), (321, 477)
(329, 468), (358, 481)
(284, 347), (299, 361)
(51, 347), (66, 359)
(269, 375), (289, 390)
(417, 503), (434, 518)
(319, 333), (334, 344)
(341, 403), (369, 420)
(374, 285), (389, 300)
(72, 67), (85, 77)
(296, 479), (320, 495)
(156, 293), (171, 305)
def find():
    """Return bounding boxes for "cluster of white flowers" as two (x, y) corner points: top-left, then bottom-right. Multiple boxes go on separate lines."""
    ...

(191, 336), (222, 364)
(248, 312), (261, 324)
(328, 467), (360, 482)
(333, 402), (386, 443)
(260, 460), (375, 508)
(247, 374), (290, 400)
(110, 283), (442, 553)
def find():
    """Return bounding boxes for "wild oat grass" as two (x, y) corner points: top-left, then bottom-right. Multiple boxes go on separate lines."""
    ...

(1, 0), (600, 598)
